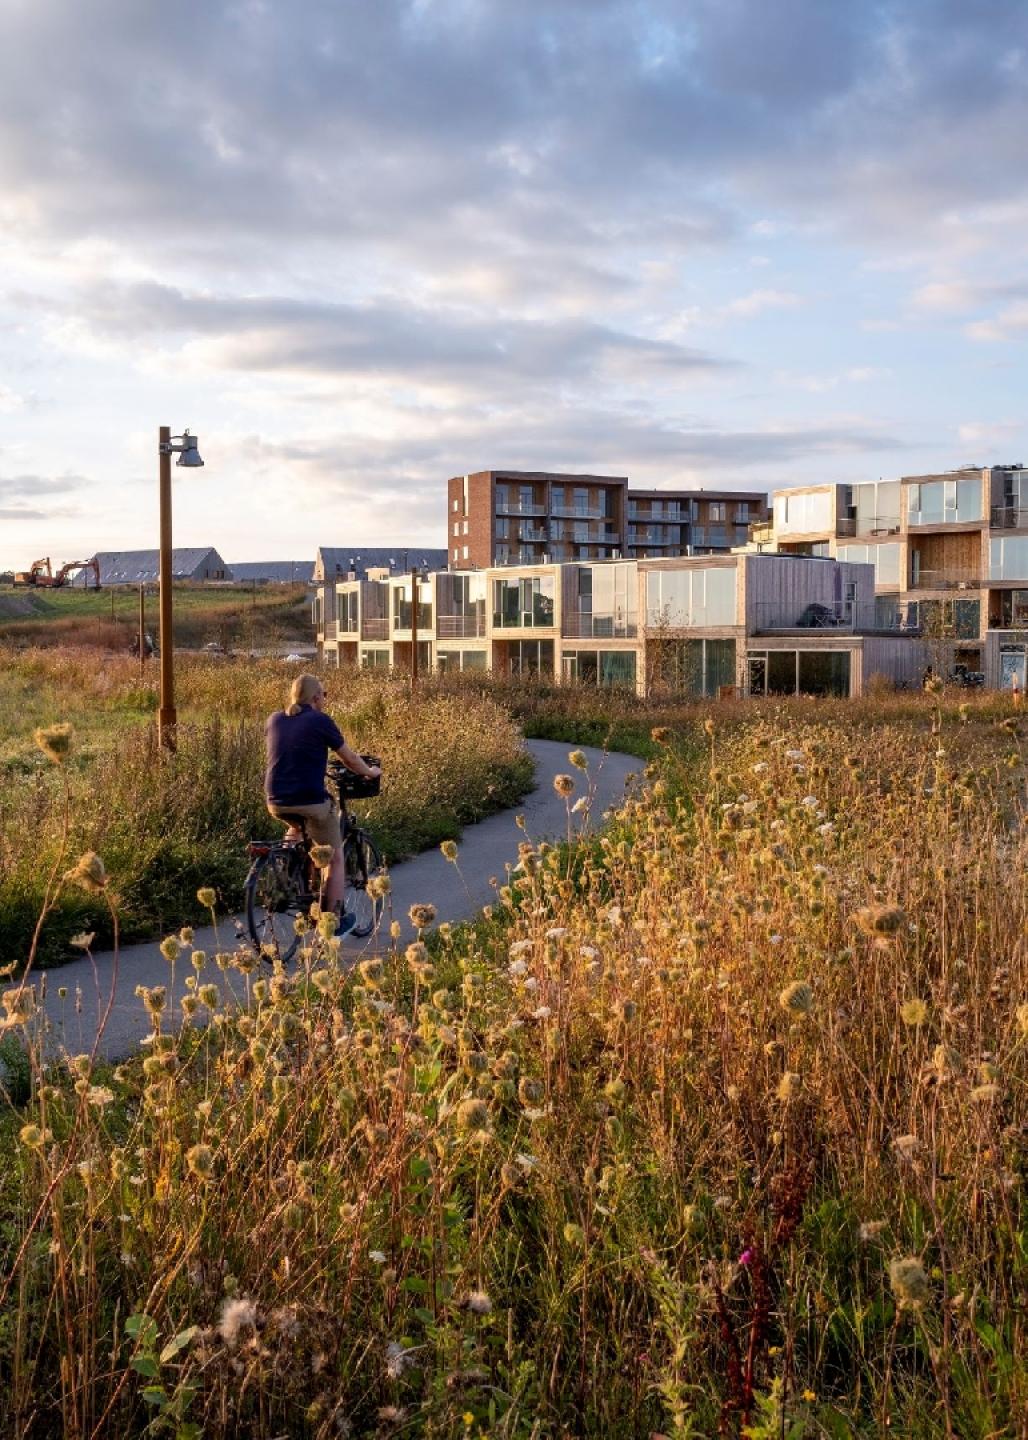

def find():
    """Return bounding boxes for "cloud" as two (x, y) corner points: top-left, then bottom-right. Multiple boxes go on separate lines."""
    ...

(722, 289), (802, 319)
(35, 280), (735, 391)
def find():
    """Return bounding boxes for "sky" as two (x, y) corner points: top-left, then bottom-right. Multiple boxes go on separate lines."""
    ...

(1, 0), (1027, 569)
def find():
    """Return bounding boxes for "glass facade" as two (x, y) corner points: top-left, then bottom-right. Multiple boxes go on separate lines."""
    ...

(436, 649), (487, 672)
(648, 638), (735, 696)
(989, 536), (1028, 582)
(493, 574), (555, 628)
(561, 649), (637, 687)
(907, 477), (982, 525)
(773, 490), (833, 534)
(645, 566), (736, 628)
(836, 542), (901, 588)
(749, 650), (851, 697)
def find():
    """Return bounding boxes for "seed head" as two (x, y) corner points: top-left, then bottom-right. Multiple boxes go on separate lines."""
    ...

(311, 844), (335, 870)
(900, 997), (929, 1027)
(159, 936), (180, 963)
(34, 723), (74, 764)
(650, 726), (671, 745)
(568, 749), (589, 771)
(455, 1097), (490, 1131)
(440, 839), (459, 862)
(197, 887), (217, 909)
(779, 981), (813, 1016)
(218, 1295), (257, 1347)
(466, 1289), (492, 1315)
(186, 1143), (216, 1180)
(65, 851), (107, 893)
(889, 1256), (930, 1308)
(553, 773), (575, 798)
(409, 903), (437, 930)
(777, 1071), (801, 1103)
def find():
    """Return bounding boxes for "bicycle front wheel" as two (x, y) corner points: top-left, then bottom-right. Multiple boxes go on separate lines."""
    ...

(342, 830), (384, 939)
(245, 849), (305, 963)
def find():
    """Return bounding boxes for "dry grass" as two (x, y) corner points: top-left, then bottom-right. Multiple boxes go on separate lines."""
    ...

(0, 652), (532, 965)
(1, 692), (1024, 1437)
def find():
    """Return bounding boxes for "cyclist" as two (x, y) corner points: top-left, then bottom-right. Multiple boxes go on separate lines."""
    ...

(265, 673), (381, 933)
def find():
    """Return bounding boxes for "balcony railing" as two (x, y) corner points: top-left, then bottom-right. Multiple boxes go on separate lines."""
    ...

(322, 619), (338, 640)
(437, 614), (486, 638)
(752, 600), (921, 635)
(550, 505), (608, 520)
(991, 505), (1028, 530)
(909, 568), (981, 591)
(517, 526), (549, 543)
(362, 618), (389, 640)
(496, 501), (546, 517)
(835, 518), (857, 537)
(562, 612), (638, 639)
(855, 516), (902, 536)
(338, 618), (359, 635)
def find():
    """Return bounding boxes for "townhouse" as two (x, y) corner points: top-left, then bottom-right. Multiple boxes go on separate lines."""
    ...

(755, 466), (1028, 690)
(316, 551), (927, 698)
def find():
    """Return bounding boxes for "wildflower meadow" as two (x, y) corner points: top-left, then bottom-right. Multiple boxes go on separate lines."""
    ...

(0, 679), (1025, 1437)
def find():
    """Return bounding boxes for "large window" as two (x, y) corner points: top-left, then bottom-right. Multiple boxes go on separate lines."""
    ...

(989, 536), (1028, 582)
(505, 639), (554, 676)
(562, 649), (637, 688)
(907, 477), (982, 525)
(436, 648), (487, 672)
(648, 638), (735, 696)
(493, 574), (555, 627)
(392, 581), (433, 631)
(773, 490), (833, 534)
(645, 566), (736, 628)
(853, 480), (900, 533)
(749, 650), (850, 697)
(337, 589), (359, 632)
(360, 649), (390, 670)
(837, 542), (901, 588)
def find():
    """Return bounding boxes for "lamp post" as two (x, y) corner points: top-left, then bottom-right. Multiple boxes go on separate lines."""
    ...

(158, 426), (204, 751)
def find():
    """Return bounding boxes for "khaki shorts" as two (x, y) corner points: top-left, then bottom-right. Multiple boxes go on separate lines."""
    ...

(268, 798), (342, 851)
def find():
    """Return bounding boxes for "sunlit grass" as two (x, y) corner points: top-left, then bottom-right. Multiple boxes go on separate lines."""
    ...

(1, 690), (1024, 1436)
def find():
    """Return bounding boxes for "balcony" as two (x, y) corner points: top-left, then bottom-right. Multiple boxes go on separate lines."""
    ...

(748, 521), (775, 546)
(909, 568), (981, 592)
(991, 505), (1028, 530)
(437, 614), (486, 639)
(752, 600), (920, 635)
(550, 505), (608, 520)
(517, 526), (549, 543)
(322, 619), (338, 640)
(362, 617), (389, 640)
(496, 501), (546, 517)
(562, 612), (638, 640)
(855, 515), (902, 537)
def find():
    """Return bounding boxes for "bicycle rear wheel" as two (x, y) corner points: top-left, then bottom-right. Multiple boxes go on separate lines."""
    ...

(246, 848), (305, 962)
(342, 830), (384, 939)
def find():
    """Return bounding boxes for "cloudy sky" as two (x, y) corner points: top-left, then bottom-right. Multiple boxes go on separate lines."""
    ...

(1, 0), (1026, 568)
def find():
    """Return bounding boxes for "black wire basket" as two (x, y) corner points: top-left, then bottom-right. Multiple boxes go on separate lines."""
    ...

(330, 755), (381, 799)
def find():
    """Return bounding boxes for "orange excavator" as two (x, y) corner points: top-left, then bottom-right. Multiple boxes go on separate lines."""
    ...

(14, 556), (101, 589)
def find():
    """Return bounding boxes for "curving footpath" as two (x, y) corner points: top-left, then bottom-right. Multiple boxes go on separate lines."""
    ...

(36, 739), (640, 1061)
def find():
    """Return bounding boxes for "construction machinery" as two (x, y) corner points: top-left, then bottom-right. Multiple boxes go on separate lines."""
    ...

(14, 557), (101, 589)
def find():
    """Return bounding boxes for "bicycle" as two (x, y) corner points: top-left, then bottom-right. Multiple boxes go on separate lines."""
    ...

(245, 756), (385, 962)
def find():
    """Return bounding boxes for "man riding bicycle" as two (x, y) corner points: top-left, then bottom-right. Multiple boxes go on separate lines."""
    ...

(265, 674), (381, 934)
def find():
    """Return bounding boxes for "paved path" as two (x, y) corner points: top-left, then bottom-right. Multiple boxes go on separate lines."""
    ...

(36, 739), (640, 1060)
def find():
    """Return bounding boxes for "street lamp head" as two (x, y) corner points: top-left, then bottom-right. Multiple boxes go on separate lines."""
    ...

(175, 431), (204, 468)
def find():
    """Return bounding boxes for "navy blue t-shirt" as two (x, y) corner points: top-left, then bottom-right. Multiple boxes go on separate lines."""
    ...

(264, 706), (344, 806)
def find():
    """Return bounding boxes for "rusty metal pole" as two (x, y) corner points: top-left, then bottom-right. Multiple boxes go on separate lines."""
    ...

(138, 583), (145, 676)
(410, 566), (419, 689)
(158, 426), (177, 750)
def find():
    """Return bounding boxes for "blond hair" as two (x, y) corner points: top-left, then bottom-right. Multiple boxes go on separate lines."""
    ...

(286, 673), (323, 716)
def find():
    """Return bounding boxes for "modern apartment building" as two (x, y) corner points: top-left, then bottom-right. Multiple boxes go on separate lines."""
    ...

(626, 489), (767, 557)
(316, 551), (926, 698)
(447, 470), (628, 569)
(753, 466), (1028, 690)
(447, 470), (769, 569)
